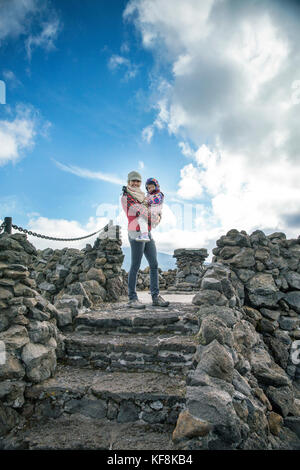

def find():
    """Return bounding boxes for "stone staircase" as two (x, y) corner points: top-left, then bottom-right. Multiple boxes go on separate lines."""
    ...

(5, 299), (200, 450)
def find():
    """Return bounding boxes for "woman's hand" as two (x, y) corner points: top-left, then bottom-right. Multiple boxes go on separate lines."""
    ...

(151, 212), (161, 229)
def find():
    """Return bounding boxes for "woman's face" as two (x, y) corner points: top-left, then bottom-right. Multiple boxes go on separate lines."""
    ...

(129, 179), (141, 188)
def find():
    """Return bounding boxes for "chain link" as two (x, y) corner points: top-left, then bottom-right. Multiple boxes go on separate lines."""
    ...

(0, 217), (121, 241)
(0, 222), (119, 241)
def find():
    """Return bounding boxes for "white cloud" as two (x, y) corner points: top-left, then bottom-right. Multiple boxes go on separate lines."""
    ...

(138, 160), (144, 169)
(116, 198), (215, 257)
(0, 195), (20, 220)
(124, 0), (214, 51)
(225, 14), (289, 102)
(52, 159), (124, 185)
(25, 17), (61, 60)
(154, 203), (178, 231)
(23, 205), (214, 257)
(108, 55), (129, 69)
(0, 0), (61, 59)
(153, 99), (169, 129)
(0, 104), (38, 166)
(142, 125), (154, 143)
(22, 215), (111, 250)
(153, 228), (218, 259)
(0, 0), (37, 41)
(7, 201), (240, 261)
(125, 0), (300, 241)
(2, 70), (22, 88)
(176, 142), (300, 240)
(142, 98), (170, 143)
(108, 54), (138, 80)
(178, 141), (194, 157)
(120, 42), (130, 53)
(177, 164), (203, 200)
(26, 211), (40, 218)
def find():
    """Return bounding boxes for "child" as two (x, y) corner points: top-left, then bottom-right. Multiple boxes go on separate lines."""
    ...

(135, 177), (164, 242)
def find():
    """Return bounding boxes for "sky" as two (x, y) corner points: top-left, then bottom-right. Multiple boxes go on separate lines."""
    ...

(0, 0), (300, 260)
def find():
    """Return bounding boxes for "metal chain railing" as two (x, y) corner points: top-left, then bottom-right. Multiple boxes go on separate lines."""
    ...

(10, 224), (108, 241)
(0, 217), (120, 241)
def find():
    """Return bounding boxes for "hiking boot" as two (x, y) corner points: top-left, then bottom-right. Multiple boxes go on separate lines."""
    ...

(127, 299), (146, 309)
(152, 294), (170, 307)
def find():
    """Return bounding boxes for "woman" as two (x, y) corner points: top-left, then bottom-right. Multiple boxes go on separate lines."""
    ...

(121, 170), (169, 308)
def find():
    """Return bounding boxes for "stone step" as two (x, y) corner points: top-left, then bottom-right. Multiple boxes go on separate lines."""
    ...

(63, 332), (197, 374)
(24, 365), (186, 426)
(2, 415), (177, 450)
(73, 305), (199, 336)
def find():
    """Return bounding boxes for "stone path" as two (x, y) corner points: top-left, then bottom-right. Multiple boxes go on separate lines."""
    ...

(2, 295), (199, 450)
(137, 291), (196, 304)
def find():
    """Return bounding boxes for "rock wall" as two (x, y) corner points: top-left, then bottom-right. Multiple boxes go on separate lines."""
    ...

(122, 267), (177, 293)
(212, 229), (300, 380)
(168, 249), (208, 292)
(160, 269), (177, 290)
(173, 229), (300, 450)
(0, 233), (60, 438)
(2, 227), (300, 449)
(0, 226), (126, 439)
(29, 229), (127, 310)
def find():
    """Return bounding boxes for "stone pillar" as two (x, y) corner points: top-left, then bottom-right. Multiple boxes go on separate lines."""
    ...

(168, 248), (208, 291)
(92, 228), (127, 302)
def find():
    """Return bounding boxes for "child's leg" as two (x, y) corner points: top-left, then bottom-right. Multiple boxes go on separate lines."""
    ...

(138, 215), (148, 234)
(136, 216), (150, 242)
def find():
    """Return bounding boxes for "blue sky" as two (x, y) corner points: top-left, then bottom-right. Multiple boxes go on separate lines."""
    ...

(1, 0), (300, 257)
(0, 1), (183, 219)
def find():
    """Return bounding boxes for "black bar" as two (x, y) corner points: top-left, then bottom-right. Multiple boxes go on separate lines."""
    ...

(4, 217), (12, 234)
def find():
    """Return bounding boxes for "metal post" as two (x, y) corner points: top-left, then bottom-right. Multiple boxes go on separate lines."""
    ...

(4, 217), (12, 234)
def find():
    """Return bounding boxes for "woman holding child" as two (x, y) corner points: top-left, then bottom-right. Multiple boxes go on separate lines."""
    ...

(121, 170), (169, 309)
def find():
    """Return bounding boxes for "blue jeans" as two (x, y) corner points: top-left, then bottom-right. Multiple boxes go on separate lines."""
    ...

(127, 231), (159, 300)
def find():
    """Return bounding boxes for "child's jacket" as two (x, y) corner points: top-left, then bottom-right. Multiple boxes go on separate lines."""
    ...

(121, 186), (161, 233)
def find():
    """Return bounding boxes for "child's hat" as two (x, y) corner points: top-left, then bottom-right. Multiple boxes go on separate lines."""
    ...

(145, 177), (160, 190)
